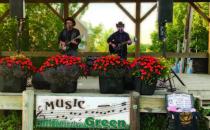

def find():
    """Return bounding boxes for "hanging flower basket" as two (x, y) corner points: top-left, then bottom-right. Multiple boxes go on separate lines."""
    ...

(0, 54), (36, 92)
(50, 81), (77, 93)
(130, 56), (169, 95)
(39, 55), (87, 93)
(99, 76), (124, 94)
(134, 78), (157, 95)
(92, 55), (129, 94)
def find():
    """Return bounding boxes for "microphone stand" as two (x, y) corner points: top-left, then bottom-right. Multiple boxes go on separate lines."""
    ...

(159, 22), (185, 92)
(16, 18), (24, 54)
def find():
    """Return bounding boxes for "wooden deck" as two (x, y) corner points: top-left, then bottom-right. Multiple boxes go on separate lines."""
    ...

(76, 74), (210, 113)
(0, 74), (209, 113)
(77, 74), (210, 95)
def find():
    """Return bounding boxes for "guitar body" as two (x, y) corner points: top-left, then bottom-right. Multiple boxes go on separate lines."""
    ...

(109, 41), (127, 54)
(109, 45), (117, 53)
(59, 35), (81, 51)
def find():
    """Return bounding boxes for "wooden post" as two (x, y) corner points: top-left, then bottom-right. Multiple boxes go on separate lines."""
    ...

(72, 3), (89, 18)
(208, 3), (210, 74)
(22, 89), (34, 130)
(130, 91), (140, 130)
(45, 3), (64, 22)
(135, 1), (141, 57)
(181, 4), (193, 73)
(64, 0), (69, 19)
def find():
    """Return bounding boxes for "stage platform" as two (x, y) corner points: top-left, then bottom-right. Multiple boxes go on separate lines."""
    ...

(78, 74), (210, 97)
(0, 74), (209, 114)
(76, 74), (210, 113)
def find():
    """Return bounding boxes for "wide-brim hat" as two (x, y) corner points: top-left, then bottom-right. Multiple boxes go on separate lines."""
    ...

(65, 17), (76, 26)
(116, 21), (124, 27)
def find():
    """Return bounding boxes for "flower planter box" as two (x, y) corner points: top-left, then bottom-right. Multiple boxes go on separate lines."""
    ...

(50, 81), (77, 93)
(32, 73), (50, 90)
(123, 76), (135, 90)
(99, 76), (124, 94)
(134, 78), (157, 95)
(0, 76), (27, 92)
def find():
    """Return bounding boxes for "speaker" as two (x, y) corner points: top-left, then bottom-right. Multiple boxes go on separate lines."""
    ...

(158, 0), (173, 23)
(9, 0), (25, 18)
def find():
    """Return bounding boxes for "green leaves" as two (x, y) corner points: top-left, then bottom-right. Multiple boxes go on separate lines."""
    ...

(150, 3), (209, 52)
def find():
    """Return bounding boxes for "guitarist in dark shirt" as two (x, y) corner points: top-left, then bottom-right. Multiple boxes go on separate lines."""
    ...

(107, 21), (132, 59)
(58, 17), (81, 56)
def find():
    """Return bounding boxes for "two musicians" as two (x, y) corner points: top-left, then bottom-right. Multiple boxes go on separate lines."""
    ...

(59, 18), (131, 59)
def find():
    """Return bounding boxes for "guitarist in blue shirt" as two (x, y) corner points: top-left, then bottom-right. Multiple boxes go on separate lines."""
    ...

(58, 17), (81, 56)
(107, 21), (132, 59)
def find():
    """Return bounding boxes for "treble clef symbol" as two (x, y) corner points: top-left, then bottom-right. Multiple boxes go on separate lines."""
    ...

(36, 106), (45, 119)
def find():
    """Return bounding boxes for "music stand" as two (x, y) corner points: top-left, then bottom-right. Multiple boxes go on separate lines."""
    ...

(158, 22), (185, 92)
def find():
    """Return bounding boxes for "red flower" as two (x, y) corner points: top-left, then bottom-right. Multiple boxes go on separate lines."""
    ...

(92, 55), (129, 78)
(0, 56), (36, 78)
(38, 55), (87, 77)
(130, 56), (167, 82)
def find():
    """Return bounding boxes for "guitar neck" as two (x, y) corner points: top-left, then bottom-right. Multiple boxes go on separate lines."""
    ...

(66, 35), (81, 45)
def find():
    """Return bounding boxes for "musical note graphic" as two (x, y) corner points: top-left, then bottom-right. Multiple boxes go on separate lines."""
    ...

(36, 101), (130, 121)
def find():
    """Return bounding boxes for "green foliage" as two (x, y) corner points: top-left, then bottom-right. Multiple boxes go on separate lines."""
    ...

(0, 111), (21, 130)
(85, 24), (113, 52)
(150, 3), (209, 52)
(194, 98), (209, 130)
(140, 113), (167, 130)
(0, 3), (85, 52)
(128, 43), (151, 53)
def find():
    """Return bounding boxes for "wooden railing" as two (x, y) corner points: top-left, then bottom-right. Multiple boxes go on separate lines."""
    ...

(0, 51), (208, 58)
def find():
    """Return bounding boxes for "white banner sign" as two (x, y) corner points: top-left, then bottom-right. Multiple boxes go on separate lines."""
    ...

(36, 96), (130, 129)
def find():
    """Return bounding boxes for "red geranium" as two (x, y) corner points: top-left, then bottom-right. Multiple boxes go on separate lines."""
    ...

(92, 55), (129, 78)
(130, 56), (166, 82)
(39, 55), (87, 84)
(0, 55), (36, 78)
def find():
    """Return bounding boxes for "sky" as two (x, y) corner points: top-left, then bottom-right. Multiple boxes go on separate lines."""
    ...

(81, 3), (157, 44)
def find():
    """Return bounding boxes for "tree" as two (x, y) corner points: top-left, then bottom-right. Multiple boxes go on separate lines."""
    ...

(85, 24), (113, 52)
(150, 3), (209, 52)
(0, 3), (86, 51)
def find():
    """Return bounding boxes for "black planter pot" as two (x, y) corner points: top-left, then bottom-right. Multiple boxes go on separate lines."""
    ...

(0, 76), (27, 92)
(32, 73), (50, 90)
(123, 76), (135, 90)
(99, 76), (124, 94)
(134, 78), (157, 95)
(50, 81), (77, 93)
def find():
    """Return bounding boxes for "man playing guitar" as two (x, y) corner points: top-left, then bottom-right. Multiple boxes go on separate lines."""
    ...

(58, 17), (81, 56)
(107, 21), (132, 59)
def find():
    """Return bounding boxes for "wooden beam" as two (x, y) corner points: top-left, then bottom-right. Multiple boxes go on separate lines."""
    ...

(140, 3), (157, 23)
(208, 3), (210, 74)
(116, 2), (136, 23)
(135, 1), (140, 57)
(189, 2), (210, 22)
(45, 3), (64, 22)
(0, 0), (208, 3)
(72, 3), (89, 18)
(0, 94), (22, 110)
(140, 95), (166, 113)
(0, 9), (9, 23)
(63, 0), (68, 19)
